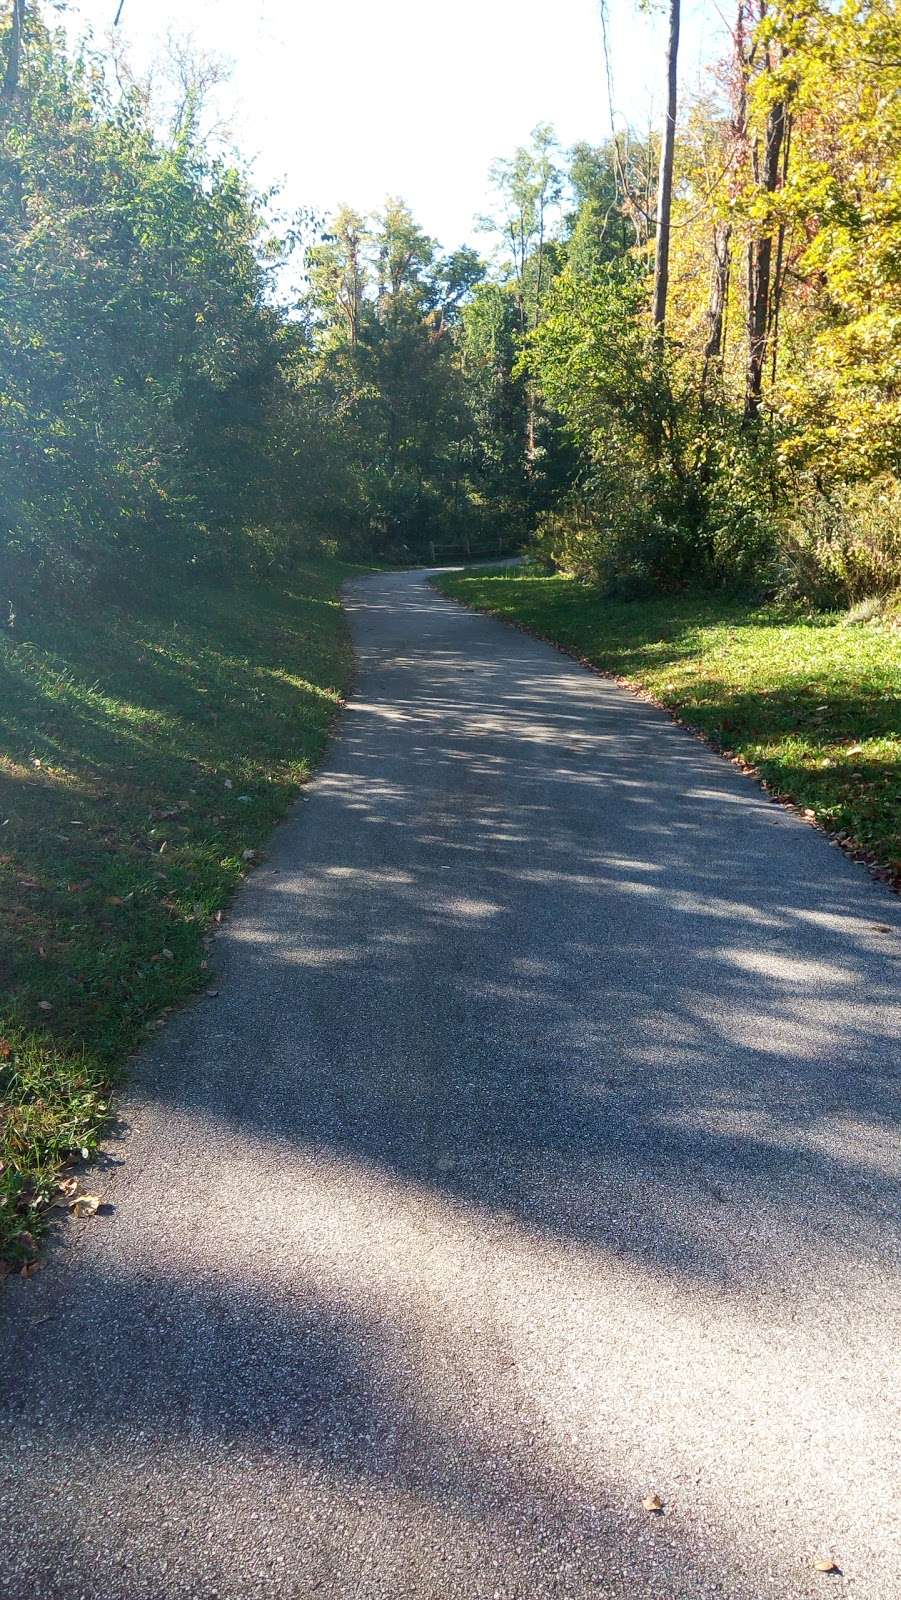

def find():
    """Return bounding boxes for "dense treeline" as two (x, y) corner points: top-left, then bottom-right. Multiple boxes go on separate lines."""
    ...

(525, 0), (901, 603)
(2, 1), (899, 611)
(0, 8), (294, 604)
(0, 5), (531, 607)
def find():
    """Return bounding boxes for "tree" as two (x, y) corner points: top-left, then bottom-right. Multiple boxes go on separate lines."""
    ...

(307, 207), (368, 347)
(481, 124), (565, 465)
(483, 123), (564, 337)
(565, 140), (635, 274)
(652, 0), (682, 332)
(743, 4), (790, 421)
(0, 9), (288, 599)
(1, 0), (24, 99)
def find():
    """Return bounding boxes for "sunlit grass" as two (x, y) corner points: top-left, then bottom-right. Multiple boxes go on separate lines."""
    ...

(0, 560), (360, 1267)
(433, 570), (901, 884)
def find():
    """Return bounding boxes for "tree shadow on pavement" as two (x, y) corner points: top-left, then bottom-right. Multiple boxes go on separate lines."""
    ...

(1, 573), (898, 1598)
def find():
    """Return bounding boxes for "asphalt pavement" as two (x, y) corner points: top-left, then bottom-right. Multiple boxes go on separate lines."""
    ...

(1, 566), (899, 1599)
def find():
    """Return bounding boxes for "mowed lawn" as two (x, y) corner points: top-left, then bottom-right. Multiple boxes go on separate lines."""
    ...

(433, 567), (901, 885)
(0, 560), (358, 1267)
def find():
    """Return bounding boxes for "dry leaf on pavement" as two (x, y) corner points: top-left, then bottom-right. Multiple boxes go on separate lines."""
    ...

(50, 1178), (79, 1207)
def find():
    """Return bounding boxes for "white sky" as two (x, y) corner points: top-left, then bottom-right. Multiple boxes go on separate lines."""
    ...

(61, 0), (728, 251)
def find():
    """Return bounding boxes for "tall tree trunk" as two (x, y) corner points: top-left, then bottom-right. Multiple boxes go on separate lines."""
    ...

(700, 0), (750, 398)
(700, 222), (732, 396)
(2, 0), (25, 100)
(767, 111), (792, 387)
(744, 94), (786, 420)
(652, 0), (681, 333)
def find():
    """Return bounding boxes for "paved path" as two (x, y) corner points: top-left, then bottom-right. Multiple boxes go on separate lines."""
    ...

(1, 568), (899, 1600)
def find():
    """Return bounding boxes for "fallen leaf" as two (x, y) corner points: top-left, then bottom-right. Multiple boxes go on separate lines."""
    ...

(0, 1039), (11, 1059)
(161, 948), (174, 961)
(37, 1000), (53, 1012)
(643, 1494), (664, 1513)
(69, 1194), (100, 1218)
(242, 849), (255, 862)
(814, 1558), (839, 1574)
(20, 1260), (42, 1278)
(50, 1178), (79, 1207)
(206, 986), (220, 997)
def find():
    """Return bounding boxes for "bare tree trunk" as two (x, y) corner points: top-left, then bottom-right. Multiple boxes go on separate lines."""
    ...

(744, 94), (786, 420)
(2, 0), (25, 100)
(700, 222), (732, 398)
(705, 223), (732, 363)
(767, 111), (792, 387)
(652, 0), (681, 333)
(699, 1), (751, 398)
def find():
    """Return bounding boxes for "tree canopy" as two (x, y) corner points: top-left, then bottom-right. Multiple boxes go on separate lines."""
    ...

(2, 0), (899, 610)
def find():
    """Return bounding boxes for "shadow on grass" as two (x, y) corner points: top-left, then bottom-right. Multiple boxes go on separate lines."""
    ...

(0, 560), (356, 1253)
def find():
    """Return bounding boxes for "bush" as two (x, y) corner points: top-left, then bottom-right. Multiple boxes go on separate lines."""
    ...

(777, 476), (901, 607)
(525, 264), (787, 596)
(531, 411), (782, 597)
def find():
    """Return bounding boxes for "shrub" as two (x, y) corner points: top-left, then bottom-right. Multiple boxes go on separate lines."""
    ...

(777, 476), (901, 607)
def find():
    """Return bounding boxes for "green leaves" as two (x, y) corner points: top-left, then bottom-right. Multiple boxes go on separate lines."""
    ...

(0, 16), (282, 606)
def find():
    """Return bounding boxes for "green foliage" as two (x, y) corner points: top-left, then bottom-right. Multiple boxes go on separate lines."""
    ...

(0, 10), (286, 604)
(565, 142), (632, 271)
(433, 567), (901, 883)
(459, 283), (529, 527)
(0, 10), (527, 586)
(482, 123), (564, 334)
(525, 262), (776, 591)
(302, 199), (525, 558)
(517, 2), (901, 606)
(0, 555), (357, 1265)
(779, 478), (901, 606)
(757, 0), (901, 478)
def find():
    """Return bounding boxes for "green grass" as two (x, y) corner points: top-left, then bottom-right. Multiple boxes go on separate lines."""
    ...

(433, 567), (901, 885)
(0, 558), (360, 1269)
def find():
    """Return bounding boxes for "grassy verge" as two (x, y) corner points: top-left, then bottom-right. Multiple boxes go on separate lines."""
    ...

(0, 558), (360, 1270)
(433, 567), (900, 885)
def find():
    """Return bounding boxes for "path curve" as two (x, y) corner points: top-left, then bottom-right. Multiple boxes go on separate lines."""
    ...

(1, 567), (899, 1599)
